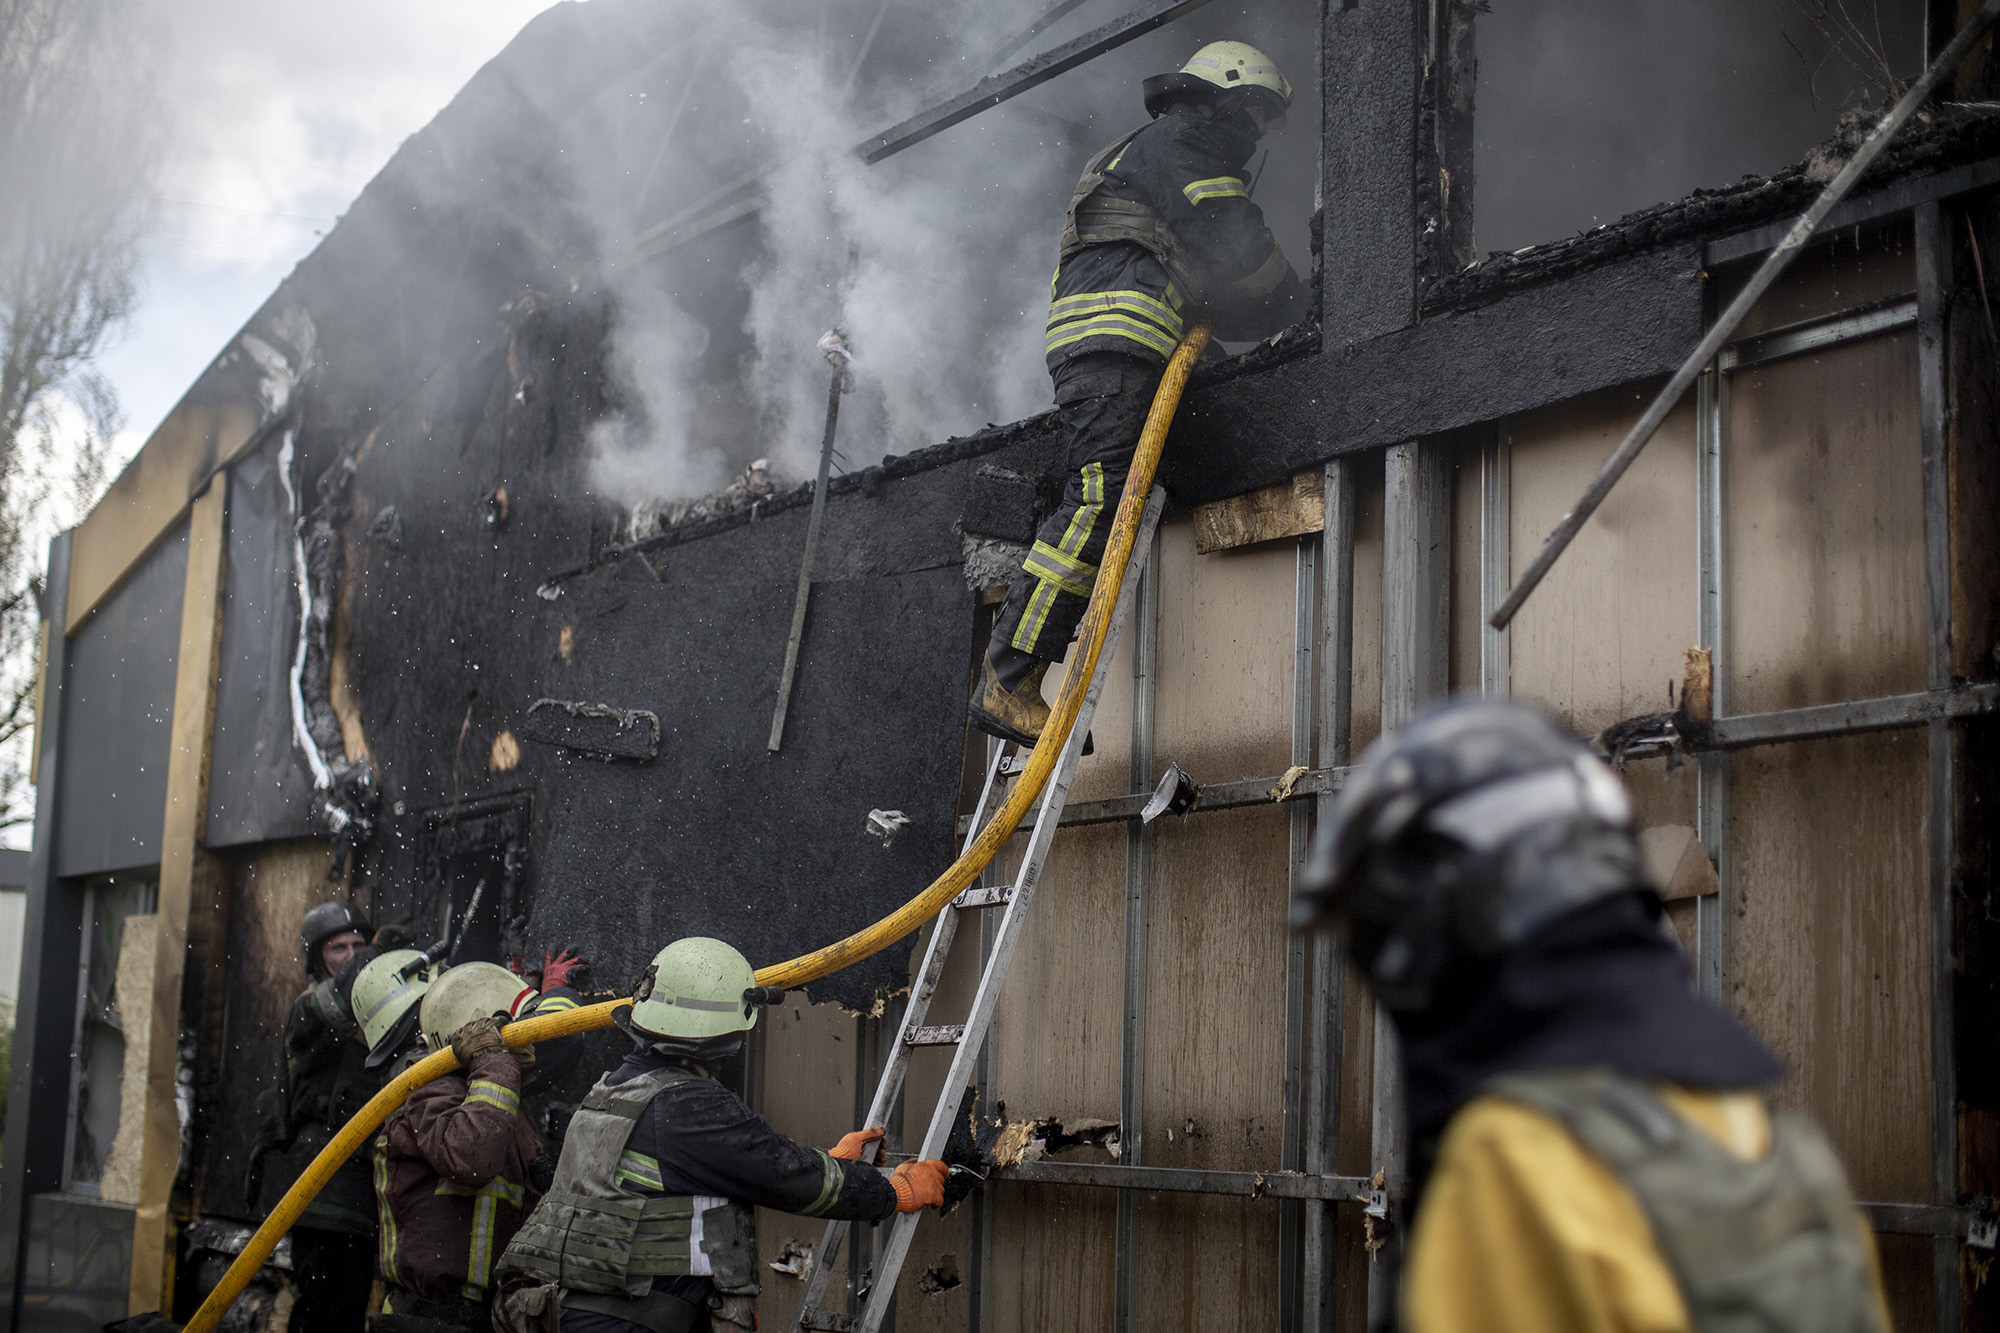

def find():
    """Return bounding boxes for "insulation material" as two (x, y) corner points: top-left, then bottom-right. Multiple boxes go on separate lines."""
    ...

(57, 522), (188, 878)
(208, 435), (319, 848)
(97, 913), (158, 1205)
(1725, 331), (1925, 712)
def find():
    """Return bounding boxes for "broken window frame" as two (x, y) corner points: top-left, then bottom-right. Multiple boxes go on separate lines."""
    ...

(60, 873), (159, 1197)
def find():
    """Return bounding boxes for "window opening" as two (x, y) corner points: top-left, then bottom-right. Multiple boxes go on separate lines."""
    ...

(62, 873), (158, 1195)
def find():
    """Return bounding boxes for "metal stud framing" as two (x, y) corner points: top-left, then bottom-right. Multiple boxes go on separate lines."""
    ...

(1916, 199), (1961, 1330)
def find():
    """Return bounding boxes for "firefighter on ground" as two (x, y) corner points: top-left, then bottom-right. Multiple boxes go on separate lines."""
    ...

(970, 39), (1309, 746)
(494, 937), (951, 1333)
(366, 955), (584, 1333)
(1292, 698), (1891, 1332)
(250, 902), (381, 1333)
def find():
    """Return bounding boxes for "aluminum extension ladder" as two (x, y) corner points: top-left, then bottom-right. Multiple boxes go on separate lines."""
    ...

(786, 486), (1167, 1333)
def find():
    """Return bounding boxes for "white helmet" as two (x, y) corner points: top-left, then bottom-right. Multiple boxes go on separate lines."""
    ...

(627, 938), (761, 1040)
(350, 949), (436, 1068)
(420, 961), (537, 1052)
(1144, 41), (1293, 126)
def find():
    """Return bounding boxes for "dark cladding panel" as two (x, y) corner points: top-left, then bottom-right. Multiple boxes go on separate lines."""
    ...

(207, 438), (317, 848)
(529, 546), (973, 1013)
(55, 523), (186, 879)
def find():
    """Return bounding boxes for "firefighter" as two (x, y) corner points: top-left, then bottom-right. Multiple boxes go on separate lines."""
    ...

(971, 39), (1309, 746)
(253, 903), (381, 1333)
(1292, 699), (1891, 1332)
(495, 937), (950, 1333)
(370, 960), (574, 1333)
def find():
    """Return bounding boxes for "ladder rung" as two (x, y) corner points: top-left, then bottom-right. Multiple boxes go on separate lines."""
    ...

(953, 885), (1014, 909)
(903, 1024), (965, 1047)
(799, 1314), (855, 1332)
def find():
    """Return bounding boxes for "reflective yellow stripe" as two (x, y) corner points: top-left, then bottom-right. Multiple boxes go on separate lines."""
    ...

(1045, 315), (1178, 359)
(1233, 244), (1290, 297)
(800, 1150), (845, 1218)
(1022, 545), (1097, 599)
(1011, 577), (1064, 653)
(1048, 288), (1183, 332)
(1183, 175), (1248, 205)
(469, 1189), (496, 1291)
(465, 1079), (521, 1116)
(535, 995), (578, 1012)
(617, 1148), (664, 1191)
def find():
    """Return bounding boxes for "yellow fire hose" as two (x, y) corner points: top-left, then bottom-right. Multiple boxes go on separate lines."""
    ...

(182, 325), (1210, 1333)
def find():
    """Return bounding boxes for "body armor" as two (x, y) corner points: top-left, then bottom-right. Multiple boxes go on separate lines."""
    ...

(1058, 127), (1204, 305)
(499, 1066), (757, 1298)
(1486, 1070), (1886, 1333)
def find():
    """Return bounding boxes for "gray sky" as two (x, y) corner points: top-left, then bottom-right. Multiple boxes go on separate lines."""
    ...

(99, 0), (552, 460)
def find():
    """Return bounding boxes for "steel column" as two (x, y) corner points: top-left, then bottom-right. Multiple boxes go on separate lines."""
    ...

(0, 535), (77, 1333)
(1695, 363), (1728, 1002)
(1279, 527), (1319, 1330)
(1916, 198), (1961, 1330)
(1113, 527), (1160, 1332)
(1301, 459), (1356, 1332)
(1480, 426), (1510, 698)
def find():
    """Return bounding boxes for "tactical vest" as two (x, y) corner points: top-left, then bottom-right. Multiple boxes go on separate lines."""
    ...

(498, 1066), (758, 1298)
(1484, 1070), (1887, 1333)
(1058, 126), (1205, 304)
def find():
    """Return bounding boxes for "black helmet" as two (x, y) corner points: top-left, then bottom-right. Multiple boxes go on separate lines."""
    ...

(301, 900), (373, 979)
(1293, 698), (1644, 1016)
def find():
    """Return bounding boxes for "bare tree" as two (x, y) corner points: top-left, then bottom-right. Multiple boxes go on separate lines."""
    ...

(0, 0), (161, 831)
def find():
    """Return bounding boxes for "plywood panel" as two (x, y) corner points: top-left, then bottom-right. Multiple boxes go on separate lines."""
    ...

(985, 1182), (1116, 1332)
(1725, 331), (1925, 713)
(756, 995), (863, 1330)
(1508, 381), (1698, 732)
(1153, 512), (1294, 778)
(1129, 513), (1294, 1329)
(1728, 729), (1930, 1326)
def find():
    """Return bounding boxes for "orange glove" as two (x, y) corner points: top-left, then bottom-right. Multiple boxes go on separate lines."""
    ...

(830, 1127), (885, 1161)
(889, 1159), (949, 1213)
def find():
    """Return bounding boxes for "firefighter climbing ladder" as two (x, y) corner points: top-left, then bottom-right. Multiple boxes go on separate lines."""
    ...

(787, 485), (1169, 1333)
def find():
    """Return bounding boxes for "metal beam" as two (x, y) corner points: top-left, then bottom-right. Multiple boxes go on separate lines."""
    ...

(1862, 1201), (1991, 1240)
(1703, 683), (2000, 749)
(856, 0), (1221, 163)
(1718, 296), (1918, 372)
(1705, 156), (2000, 268)
(995, 1161), (1374, 1202)
(957, 764), (1348, 837)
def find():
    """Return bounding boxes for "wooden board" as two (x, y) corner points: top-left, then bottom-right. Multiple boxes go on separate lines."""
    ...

(1191, 470), (1325, 554)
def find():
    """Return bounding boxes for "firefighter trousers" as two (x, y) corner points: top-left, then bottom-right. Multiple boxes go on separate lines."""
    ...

(992, 353), (1166, 664)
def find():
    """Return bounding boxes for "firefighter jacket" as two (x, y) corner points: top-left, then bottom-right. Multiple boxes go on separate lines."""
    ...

(373, 1045), (545, 1306)
(1404, 1075), (1892, 1333)
(1046, 107), (1306, 371)
(501, 1046), (897, 1316)
(271, 981), (381, 1235)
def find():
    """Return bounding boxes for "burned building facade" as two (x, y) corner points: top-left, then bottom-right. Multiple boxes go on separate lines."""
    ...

(5, 0), (2000, 1329)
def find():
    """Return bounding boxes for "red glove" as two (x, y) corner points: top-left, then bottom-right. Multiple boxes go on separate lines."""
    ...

(830, 1127), (885, 1161)
(540, 949), (583, 992)
(890, 1159), (949, 1213)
